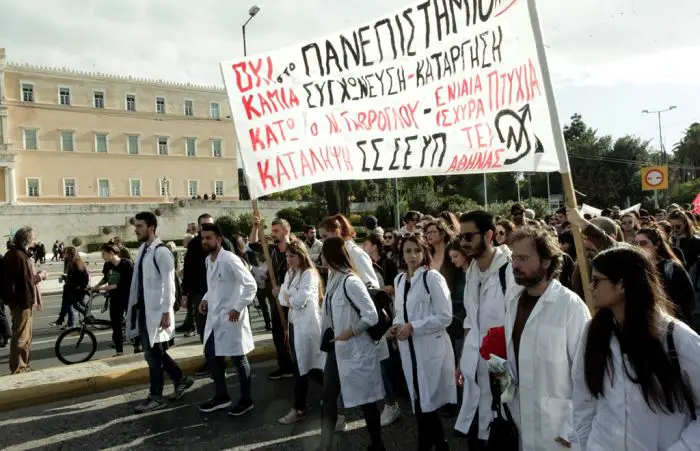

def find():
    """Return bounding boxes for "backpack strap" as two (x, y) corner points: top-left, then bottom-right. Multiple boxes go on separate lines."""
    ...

(152, 243), (168, 276)
(342, 276), (361, 316)
(499, 262), (509, 296)
(422, 270), (430, 294)
(667, 320), (697, 421)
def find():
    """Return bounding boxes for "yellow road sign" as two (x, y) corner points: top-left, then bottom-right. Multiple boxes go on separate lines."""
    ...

(641, 165), (668, 191)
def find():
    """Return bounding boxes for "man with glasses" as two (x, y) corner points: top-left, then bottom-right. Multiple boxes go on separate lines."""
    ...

(454, 211), (515, 450)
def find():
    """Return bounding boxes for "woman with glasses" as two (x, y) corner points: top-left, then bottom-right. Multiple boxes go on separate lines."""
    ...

(619, 212), (639, 244)
(572, 246), (700, 450)
(494, 220), (516, 247)
(277, 241), (325, 425)
(391, 235), (455, 451)
(669, 210), (700, 271)
(382, 230), (399, 263)
(635, 227), (695, 326)
(319, 237), (386, 451)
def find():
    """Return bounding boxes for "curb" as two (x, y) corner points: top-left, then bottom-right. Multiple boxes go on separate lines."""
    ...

(0, 340), (276, 412)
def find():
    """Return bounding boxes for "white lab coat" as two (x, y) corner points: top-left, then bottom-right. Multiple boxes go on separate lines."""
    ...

(572, 314), (700, 451)
(394, 267), (457, 413)
(202, 250), (257, 356)
(455, 245), (515, 438)
(126, 238), (176, 346)
(279, 268), (325, 375)
(322, 271), (385, 408)
(345, 239), (390, 362)
(504, 279), (591, 451)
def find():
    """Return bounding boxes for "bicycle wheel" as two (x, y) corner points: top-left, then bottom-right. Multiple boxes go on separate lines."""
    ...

(55, 327), (97, 365)
(90, 319), (113, 331)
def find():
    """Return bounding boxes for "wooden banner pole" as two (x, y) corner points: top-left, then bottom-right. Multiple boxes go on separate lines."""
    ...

(527, 0), (592, 307)
(251, 199), (290, 347)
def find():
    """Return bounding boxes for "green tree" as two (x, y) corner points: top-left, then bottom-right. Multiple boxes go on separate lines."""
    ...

(673, 123), (700, 182)
(276, 208), (305, 232)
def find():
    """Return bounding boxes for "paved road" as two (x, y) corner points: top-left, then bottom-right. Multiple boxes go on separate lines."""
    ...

(0, 291), (271, 374)
(0, 360), (463, 450)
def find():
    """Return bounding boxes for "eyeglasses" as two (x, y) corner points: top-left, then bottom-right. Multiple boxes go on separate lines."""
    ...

(402, 232), (423, 238)
(634, 239), (650, 247)
(458, 232), (480, 241)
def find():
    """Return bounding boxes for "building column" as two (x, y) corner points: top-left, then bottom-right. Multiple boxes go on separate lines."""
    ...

(7, 165), (16, 205)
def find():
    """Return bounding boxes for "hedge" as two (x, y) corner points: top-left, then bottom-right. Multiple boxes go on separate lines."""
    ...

(86, 239), (184, 253)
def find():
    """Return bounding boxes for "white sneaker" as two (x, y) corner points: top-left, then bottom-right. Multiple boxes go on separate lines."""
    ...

(278, 409), (305, 425)
(380, 402), (401, 427)
(335, 414), (347, 432)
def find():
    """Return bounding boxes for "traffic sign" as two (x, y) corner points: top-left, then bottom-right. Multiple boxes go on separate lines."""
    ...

(641, 165), (668, 191)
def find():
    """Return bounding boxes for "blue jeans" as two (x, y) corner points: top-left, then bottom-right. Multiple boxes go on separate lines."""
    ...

(139, 310), (183, 399)
(204, 335), (252, 402)
(380, 344), (399, 404)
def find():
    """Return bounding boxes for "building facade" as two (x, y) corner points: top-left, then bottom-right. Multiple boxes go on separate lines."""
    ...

(0, 47), (239, 205)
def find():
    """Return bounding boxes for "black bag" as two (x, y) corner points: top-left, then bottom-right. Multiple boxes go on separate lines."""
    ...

(666, 320), (697, 420)
(343, 277), (393, 341)
(320, 327), (335, 353)
(486, 373), (519, 450)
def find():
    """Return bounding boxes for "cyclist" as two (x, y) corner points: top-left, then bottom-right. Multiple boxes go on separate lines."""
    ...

(92, 242), (134, 357)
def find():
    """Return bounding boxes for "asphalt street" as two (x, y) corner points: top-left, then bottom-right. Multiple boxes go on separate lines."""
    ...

(0, 360), (464, 450)
(0, 258), (271, 373)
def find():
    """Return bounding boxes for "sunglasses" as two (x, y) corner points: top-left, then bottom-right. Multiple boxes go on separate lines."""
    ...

(458, 232), (480, 241)
(383, 235), (394, 240)
(402, 232), (423, 238)
(496, 230), (506, 236)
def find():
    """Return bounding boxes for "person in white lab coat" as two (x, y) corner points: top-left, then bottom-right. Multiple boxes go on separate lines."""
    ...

(126, 212), (194, 414)
(504, 227), (590, 450)
(196, 223), (258, 417)
(319, 236), (386, 451)
(277, 241), (326, 425)
(319, 214), (401, 429)
(455, 210), (516, 450)
(573, 246), (700, 450)
(391, 235), (455, 451)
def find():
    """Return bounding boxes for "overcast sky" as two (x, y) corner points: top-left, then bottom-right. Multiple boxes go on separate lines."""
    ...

(1, 0), (698, 151)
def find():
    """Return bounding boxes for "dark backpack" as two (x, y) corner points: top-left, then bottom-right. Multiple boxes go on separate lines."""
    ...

(152, 244), (183, 312)
(342, 276), (393, 341)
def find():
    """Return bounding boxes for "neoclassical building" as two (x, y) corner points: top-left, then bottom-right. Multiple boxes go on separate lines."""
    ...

(0, 47), (239, 205)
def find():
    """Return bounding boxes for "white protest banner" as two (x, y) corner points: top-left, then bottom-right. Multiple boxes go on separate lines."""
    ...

(221, 0), (563, 199)
(580, 204), (602, 218)
(621, 204), (641, 215)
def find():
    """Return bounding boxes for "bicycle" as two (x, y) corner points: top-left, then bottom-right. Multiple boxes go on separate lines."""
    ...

(54, 289), (124, 365)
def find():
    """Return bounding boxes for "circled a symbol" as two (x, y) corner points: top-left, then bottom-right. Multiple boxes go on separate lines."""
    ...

(646, 169), (664, 187)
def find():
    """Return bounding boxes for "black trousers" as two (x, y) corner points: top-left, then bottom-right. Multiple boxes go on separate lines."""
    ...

(271, 303), (292, 372)
(109, 297), (126, 353)
(0, 302), (10, 342)
(256, 288), (272, 329)
(289, 323), (323, 410)
(321, 349), (383, 450)
(416, 403), (448, 450)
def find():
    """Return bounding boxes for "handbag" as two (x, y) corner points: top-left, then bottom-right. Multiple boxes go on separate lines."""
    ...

(486, 373), (519, 450)
(320, 327), (335, 353)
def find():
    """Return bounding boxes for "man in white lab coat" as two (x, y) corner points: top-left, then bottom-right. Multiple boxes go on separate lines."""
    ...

(505, 227), (590, 450)
(455, 210), (515, 450)
(197, 223), (258, 417)
(126, 211), (194, 414)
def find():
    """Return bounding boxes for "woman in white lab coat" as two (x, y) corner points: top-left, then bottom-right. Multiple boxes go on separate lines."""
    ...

(319, 214), (398, 428)
(319, 236), (386, 451)
(573, 246), (700, 450)
(277, 241), (325, 425)
(391, 234), (455, 451)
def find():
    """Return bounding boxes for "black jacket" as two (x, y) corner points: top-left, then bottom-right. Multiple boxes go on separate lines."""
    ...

(181, 234), (232, 296)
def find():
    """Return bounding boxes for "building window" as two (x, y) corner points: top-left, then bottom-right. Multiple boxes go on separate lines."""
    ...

(127, 135), (140, 155)
(23, 129), (38, 150)
(210, 103), (220, 119)
(21, 83), (34, 102)
(94, 91), (105, 108)
(130, 179), (142, 197)
(63, 179), (76, 197)
(159, 179), (171, 197)
(214, 180), (224, 196)
(212, 139), (222, 158)
(59, 87), (71, 106)
(126, 94), (136, 112)
(26, 178), (40, 197)
(60, 131), (75, 151)
(156, 97), (166, 114)
(157, 137), (169, 156)
(95, 133), (108, 153)
(98, 179), (110, 197)
(186, 138), (197, 157)
(188, 180), (199, 197)
(184, 100), (194, 116)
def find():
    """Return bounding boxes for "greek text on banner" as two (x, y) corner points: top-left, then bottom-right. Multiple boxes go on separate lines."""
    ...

(220, 0), (562, 199)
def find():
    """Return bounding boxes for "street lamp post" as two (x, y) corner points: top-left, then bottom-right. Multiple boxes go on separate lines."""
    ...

(239, 5), (260, 199)
(642, 106), (677, 208)
(242, 5), (260, 58)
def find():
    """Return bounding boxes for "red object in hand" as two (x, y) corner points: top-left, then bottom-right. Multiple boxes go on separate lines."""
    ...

(480, 326), (507, 360)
